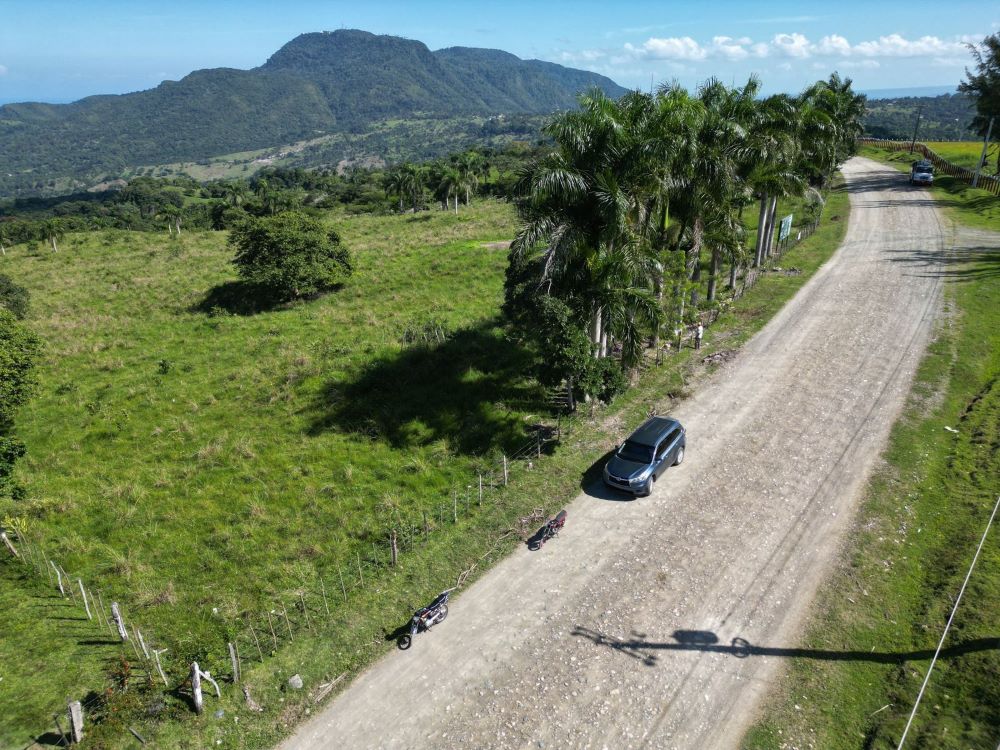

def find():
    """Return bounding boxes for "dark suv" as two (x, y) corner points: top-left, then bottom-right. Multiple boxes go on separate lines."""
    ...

(603, 416), (685, 497)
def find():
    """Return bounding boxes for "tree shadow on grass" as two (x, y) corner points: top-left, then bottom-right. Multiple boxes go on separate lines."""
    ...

(191, 280), (287, 316)
(308, 319), (546, 455)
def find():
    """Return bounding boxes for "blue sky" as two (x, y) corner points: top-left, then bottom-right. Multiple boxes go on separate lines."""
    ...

(0, 0), (995, 104)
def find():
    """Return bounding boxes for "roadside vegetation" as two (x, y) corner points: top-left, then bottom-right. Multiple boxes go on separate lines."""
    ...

(0, 69), (864, 747)
(743, 36), (1000, 748)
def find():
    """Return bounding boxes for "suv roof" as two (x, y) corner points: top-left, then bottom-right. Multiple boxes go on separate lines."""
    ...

(628, 416), (679, 447)
(913, 160), (933, 169)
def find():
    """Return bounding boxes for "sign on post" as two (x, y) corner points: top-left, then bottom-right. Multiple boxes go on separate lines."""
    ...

(778, 214), (793, 242)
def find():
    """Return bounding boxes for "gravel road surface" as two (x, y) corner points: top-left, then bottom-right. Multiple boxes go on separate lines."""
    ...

(280, 156), (946, 749)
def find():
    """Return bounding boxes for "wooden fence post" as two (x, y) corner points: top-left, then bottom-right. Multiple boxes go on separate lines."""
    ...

(68, 700), (84, 744)
(478, 474), (483, 506)
(152, 648), (169, 686)
(78, 580), (92, 620)
(190, 662), (203, 715)
(337, 565), (347, 602)
(51, 561), (65, 596)
(228, 642), (240, 684)
(110, 603), (129, 641)
(389, 530), (398, 567)
(320, 577), (330, 615)
(503, 455), (508, 485)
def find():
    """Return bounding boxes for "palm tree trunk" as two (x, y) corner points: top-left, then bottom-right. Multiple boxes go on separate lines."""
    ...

(50, 237), (58, 253)
(590, 306), (602, 359)
(454, 195), (459, 214)
(689, 216), (703, 307)
(728, 260), (738, 289)
(754, 196), (768, 267)
(600, 327), (609, 359)
(398, 196), (404, 212)
(707, 245), (721, 302)
(652, 275), (663, 351)
(764, 196), (778, 259)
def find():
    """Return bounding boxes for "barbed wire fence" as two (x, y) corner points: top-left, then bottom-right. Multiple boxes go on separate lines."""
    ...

(3, 190), (830, 744)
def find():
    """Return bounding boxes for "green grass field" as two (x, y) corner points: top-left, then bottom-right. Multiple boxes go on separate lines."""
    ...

(924, 140), (994, 171)
(860, 145), (1000, 231)
(0, 184), (849, 749)
(744, 147), (1000, 749)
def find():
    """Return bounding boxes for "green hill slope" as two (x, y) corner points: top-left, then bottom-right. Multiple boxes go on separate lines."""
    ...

(0, 30), (626, 197)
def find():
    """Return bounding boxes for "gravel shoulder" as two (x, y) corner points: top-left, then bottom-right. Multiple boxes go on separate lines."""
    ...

(279, 157), (945, 750)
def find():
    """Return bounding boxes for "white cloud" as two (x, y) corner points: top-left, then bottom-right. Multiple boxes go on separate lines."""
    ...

(711, 36), (750, 60)
(0, 65), (7, 76)
(853, 34), (967, 57)
(626, 36), (708, 61)
(772, 33), (812, 58)
(815, 34), (852, 56)
(593, 30), (977, 70)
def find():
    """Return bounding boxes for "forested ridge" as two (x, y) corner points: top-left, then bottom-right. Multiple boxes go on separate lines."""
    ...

(0, 30), (625, 198)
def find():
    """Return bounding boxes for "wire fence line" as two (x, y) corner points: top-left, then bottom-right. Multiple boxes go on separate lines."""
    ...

(858, 137), (1000, 196)
(2, 191), (829, 743)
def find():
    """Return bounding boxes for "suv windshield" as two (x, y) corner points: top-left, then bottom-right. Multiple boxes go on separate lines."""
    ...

(914, 163), (932, 174)
(618, 440), (653, 463)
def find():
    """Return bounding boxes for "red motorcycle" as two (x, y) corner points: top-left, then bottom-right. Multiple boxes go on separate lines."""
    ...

(531, 510), (567, 550)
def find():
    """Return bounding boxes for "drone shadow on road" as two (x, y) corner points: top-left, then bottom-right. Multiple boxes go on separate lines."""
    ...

(571, 626), (1000, 668)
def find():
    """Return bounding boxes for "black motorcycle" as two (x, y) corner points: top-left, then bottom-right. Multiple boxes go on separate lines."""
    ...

(398, 589), (453, 650)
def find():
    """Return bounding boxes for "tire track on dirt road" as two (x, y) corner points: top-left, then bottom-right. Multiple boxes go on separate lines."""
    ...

(279, 156), (945, 750)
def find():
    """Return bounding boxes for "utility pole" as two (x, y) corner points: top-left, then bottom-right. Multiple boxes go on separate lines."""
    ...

(971, 116), (995, 189)
(909, 104), (923, 154)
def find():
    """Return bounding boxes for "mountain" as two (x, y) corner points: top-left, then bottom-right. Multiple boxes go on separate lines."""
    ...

(862, 93), (976, 141)
(0, 30), (627, 197)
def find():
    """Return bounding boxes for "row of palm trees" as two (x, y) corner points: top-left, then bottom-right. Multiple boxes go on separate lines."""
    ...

(508, 73), (865, 376)
(383, 152), (490, 213)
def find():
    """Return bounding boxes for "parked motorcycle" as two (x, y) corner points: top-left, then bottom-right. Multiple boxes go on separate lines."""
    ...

(398, 589), (453, 650)
(529, 509), (567, 550)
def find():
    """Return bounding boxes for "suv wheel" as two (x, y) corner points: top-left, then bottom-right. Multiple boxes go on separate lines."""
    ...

(674, 446), (685, 465)
(643, 475), (656, 497)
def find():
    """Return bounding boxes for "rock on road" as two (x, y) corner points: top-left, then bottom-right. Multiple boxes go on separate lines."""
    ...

(280, 157), (946, 749)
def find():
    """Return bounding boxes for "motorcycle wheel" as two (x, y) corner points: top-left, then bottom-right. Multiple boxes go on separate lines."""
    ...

(398, 634), (413, 650)
(436, 604), (449, 623)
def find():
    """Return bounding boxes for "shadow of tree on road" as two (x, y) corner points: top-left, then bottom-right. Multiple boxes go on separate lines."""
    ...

(572, 626), (1000, 668)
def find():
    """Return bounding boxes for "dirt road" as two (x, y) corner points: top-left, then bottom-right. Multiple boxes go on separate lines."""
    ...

(280, 157), (945, 749)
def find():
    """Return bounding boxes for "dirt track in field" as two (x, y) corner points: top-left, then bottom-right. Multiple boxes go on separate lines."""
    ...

(279, 157), (946, 749)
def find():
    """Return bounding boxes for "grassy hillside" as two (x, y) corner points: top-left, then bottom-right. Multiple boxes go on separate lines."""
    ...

(0, 183), (850, 748)
(862, 94), (975, 142)
(743, 147), (1000, 750)
(0, 30), (623, 198)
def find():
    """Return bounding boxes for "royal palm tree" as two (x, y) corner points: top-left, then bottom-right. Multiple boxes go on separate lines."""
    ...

(511, 89), (666, 362)
(41, 219), (65, 253)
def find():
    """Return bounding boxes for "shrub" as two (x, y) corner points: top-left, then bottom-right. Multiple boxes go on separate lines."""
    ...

(0, 275), (29, 320)
(229, 211), (352, 301)
(0, 309), (41, 430)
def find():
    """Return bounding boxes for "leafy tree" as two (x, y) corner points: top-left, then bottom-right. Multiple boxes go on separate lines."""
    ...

(0, 309), (40, 429)
(0, 275), (30, 319)
(0, 303), (40, 501)
(229, 211), (352, 300)
(959, 33), (1000, 173)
